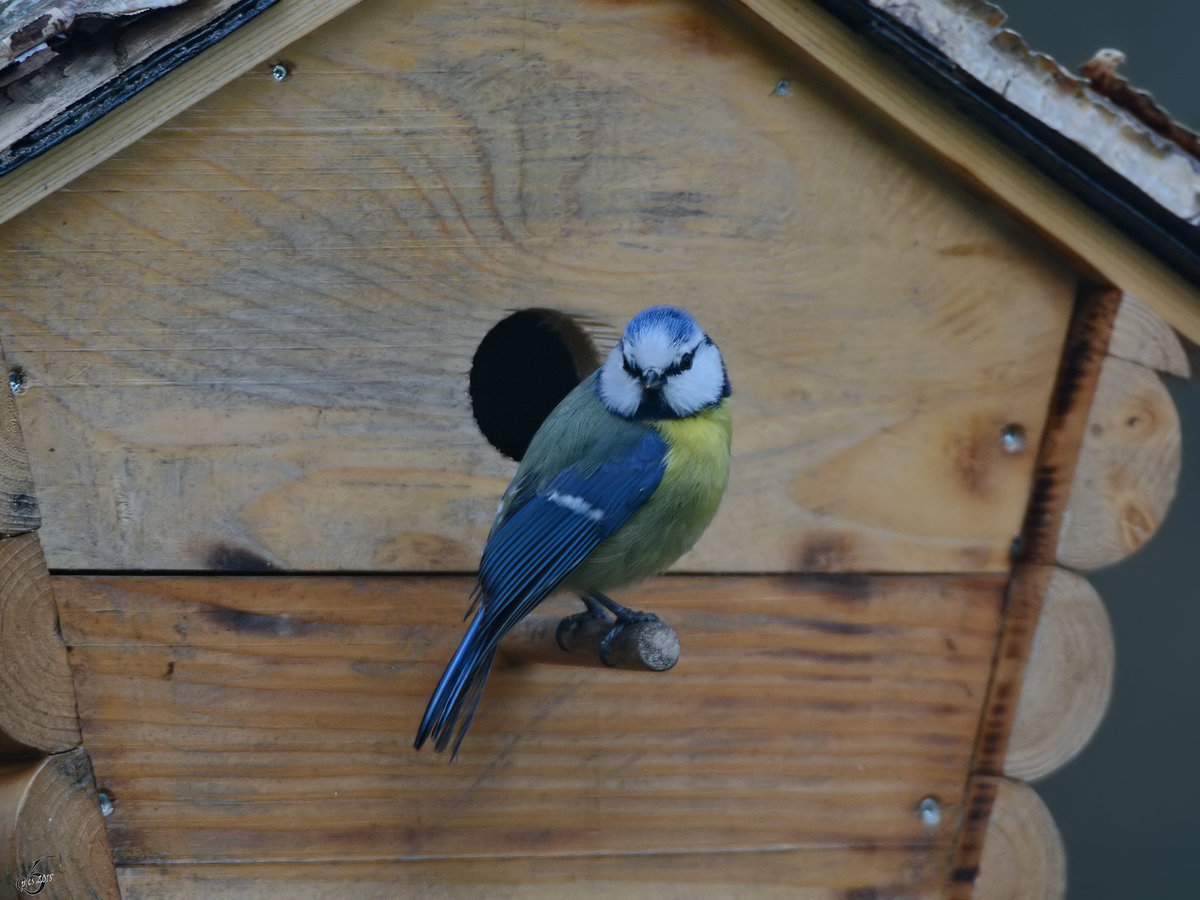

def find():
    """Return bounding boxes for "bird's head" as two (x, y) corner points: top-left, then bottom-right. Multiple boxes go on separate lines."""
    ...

(597, 306), (730, 420)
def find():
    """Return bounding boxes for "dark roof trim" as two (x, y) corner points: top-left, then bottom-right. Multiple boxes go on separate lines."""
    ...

(0, 0), (277, 177)
(813, 0), (1200, 292)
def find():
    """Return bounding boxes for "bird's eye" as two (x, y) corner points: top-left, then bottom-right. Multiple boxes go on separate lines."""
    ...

(678, 350), (694, 371)
(622, 355), (639, 378)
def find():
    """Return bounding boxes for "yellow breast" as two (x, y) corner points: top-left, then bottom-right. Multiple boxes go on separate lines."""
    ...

(653, 397), (733, 482)
(566, 397), (732, 592)
(649, 396), (733, 545)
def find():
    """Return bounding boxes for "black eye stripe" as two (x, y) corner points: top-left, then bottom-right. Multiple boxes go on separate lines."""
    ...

(621, 339), (705, 380)
(662, 345), (700, 377)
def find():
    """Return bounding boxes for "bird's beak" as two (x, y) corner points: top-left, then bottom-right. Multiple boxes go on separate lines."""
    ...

(640, 368), (666, 391)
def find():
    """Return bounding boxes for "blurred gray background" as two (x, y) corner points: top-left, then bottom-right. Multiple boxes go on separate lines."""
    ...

(986, 1), (1200, 896)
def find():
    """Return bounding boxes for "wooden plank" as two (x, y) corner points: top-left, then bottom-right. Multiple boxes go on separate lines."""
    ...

(2, 0), (1074, 573)
(0, 749), (120, 898)
(0, 0), (363, 225)
(114, 850), (934, 899)
(0, 349), (39, 535)
(1016, 285), (1121, 565)
(732, 0), (1200, 345)
(56, 573), (1004, 893)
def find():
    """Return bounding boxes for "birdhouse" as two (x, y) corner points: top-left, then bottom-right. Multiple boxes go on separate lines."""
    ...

(0, 0), (1195, 896)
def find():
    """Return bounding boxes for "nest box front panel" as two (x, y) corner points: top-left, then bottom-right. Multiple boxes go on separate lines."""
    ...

(0, 0), (1073, 573)
(57, 572), (1004, 894)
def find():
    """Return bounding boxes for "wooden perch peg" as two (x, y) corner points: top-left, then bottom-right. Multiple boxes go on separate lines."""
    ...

(500, 612), (680, 672)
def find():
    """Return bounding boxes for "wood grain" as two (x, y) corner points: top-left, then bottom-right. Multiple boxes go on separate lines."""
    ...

(732, 0), (1200, 344)
(1109, 292), (1190, 377)
(948, 287), (1116, 891)
(0, 533), (79, 753)
(963, 566), (1053, 786)
(0, 360), (39, 536)
(114, 849), (934, 899)
(0, 749), (120, 899)
(55, 573), (1004, 893)
(1057, 356), (1181, 569)
(1017, 285), (1121, 566)
(1004, 569), (1113, 782)
(1, 0), (1075, 573)
(971, 777), (1066, 900)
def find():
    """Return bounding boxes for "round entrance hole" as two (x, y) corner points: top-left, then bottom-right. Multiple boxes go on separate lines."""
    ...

(469, 309), (601, 461)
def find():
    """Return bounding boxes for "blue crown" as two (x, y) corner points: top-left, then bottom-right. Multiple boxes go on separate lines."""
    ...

(623, 306), (699, 345)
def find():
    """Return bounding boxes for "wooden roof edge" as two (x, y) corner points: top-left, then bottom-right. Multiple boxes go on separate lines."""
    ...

(732, 0), (1200, 345)
(0, 0), (279, 178)
(0, 0), (364, 228)
(868, 0), (1200, 220)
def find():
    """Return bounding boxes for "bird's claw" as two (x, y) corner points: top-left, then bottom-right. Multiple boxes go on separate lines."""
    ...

(556, 606), (608, 652)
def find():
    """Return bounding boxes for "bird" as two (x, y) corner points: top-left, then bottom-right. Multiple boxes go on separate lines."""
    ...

(414, 305), (732, 758)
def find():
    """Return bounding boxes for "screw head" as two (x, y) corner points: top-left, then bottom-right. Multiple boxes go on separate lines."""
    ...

(1000, 423), (1026, 455)
(271, 63), (290, 82)
(97, 792), (115, 817)
(918, 796), (941, 828)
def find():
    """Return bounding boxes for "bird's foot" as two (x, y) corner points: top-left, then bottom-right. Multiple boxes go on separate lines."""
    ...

(579, 592), (663, 667)
(555, 597), (609, 652)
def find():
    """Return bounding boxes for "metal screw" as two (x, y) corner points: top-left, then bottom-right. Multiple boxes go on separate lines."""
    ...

(271, 63), (290, 82)
(1000, 423), (1026, 455)
(771, 78), (790, 96)
(97, 792), (115, 817)
(918, 796), (941, 828)
(1010, 534), (1024, 562)
(8, 366), (27, 395)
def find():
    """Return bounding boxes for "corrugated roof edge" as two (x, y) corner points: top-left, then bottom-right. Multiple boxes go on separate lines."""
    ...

(805, 0), (1200, 301)
(0, 0), (279, 177)
(868, 0), (1199, 219)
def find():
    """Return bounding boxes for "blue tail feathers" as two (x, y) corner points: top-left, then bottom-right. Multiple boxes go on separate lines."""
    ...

(414, 611), (496, 758)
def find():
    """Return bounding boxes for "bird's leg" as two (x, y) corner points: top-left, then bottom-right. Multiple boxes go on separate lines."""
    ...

(583, 591), (662, 667)
(555, 594), (610, 651)
(585, 591), (657, 622)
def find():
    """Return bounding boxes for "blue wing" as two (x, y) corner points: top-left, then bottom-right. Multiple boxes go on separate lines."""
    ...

(415, 427), (667, 756)
(477, 428), (667, 631)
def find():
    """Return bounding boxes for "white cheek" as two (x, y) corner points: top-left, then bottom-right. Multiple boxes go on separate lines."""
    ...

(664, 350), (725, 415)
(597, 350), (643, 417)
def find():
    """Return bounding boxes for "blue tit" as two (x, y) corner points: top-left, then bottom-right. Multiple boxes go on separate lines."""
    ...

(415, 306), (732, 757)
